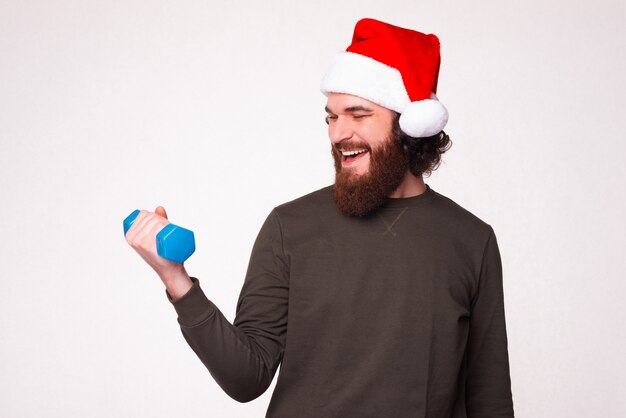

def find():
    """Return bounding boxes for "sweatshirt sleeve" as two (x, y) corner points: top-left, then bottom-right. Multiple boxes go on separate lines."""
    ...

(465, 227), (515, 417)
(166, 209), (289, 403)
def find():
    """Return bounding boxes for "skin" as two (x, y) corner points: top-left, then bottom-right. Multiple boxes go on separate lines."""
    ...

(127, 93), (428, 301)
(125, 206), (193, 300)
(326, 93), (426, 198)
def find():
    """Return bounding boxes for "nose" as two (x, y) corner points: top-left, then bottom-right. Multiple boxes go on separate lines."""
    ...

(328, 116), (354, 146)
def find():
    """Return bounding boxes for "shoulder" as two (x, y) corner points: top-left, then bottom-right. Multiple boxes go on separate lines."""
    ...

(273, 184), (335, 216)
(430, 188), (495, 241)
(263, 185), (339, 238)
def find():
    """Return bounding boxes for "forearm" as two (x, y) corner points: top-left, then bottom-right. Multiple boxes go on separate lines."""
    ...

(466, 306), (514, 417)
(166, 209), (289, 402)
(167, 277), (278, 402)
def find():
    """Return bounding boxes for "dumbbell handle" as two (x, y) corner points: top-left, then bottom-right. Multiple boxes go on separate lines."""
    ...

(123, 209), (196, 264)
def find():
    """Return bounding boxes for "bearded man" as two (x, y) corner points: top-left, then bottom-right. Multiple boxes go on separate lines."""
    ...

(126, 18), (514, 418)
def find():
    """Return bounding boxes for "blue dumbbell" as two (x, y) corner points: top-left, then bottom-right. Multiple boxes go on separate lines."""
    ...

(123, 209), (196, 264)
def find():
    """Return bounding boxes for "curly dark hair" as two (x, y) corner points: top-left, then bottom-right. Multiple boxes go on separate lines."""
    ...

(391, 112), (452, 177)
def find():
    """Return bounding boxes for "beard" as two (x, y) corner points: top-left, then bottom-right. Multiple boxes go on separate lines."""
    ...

(331, 133), (409, 217)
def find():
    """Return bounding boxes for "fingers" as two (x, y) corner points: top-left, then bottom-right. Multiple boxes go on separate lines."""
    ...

(125, 210), (149, 241)
(125, 209), (169, 245)
(155, 206), (168, 219)
(124, 208), (181, 278)
(134, 214), (165, 244)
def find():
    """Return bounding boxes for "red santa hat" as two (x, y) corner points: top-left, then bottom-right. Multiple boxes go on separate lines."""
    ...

(321, 18), (448, 138)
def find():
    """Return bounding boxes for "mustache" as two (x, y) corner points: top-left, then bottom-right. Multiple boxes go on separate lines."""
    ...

(334, 142), (372, 152)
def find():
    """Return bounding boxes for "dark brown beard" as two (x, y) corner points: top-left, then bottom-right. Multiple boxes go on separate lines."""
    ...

(331, 133), (409, 217)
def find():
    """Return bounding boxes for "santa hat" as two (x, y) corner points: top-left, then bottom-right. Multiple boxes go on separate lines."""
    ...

(320, 18), (448, 138)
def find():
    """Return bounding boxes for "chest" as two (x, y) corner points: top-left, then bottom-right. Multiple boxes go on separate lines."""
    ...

(285, 210), (477, 330)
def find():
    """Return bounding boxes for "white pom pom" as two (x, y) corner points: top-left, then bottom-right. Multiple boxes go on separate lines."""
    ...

(399, 99), (449, 137)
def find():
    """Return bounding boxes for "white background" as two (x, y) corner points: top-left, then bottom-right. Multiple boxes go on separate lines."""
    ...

(1, 0), (625, 417)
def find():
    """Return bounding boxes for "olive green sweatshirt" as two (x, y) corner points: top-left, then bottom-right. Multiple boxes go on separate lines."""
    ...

(167, 184), (514, 417)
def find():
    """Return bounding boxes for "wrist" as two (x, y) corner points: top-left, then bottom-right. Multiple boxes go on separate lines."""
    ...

(160, 265), (193, 301)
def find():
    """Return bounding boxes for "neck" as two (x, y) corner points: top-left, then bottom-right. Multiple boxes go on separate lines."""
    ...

(388, 172), (426, 198)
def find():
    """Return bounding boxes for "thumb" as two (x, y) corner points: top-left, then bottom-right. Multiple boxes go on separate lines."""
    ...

(155, 206), (168, 220)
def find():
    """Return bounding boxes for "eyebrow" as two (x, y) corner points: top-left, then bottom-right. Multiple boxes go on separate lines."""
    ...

(325, 105), (374, 114)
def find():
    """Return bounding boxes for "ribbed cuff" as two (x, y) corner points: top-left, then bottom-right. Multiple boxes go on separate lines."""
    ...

(166, 277), (217, 327)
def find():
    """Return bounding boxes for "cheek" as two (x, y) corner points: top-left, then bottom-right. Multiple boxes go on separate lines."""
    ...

(360, 122), (390, 146)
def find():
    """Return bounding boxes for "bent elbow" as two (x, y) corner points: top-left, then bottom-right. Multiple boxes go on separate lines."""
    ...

(230, 390), (263, 404)
(222, 375), (271, 403)
(212, 361), (273, 403)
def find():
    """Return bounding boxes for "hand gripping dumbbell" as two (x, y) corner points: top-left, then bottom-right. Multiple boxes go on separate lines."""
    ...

(123, 209), (196, 264)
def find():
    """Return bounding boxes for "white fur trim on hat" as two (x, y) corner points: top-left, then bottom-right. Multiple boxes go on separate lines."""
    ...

(399, 93), (449, 137)
(320, 52), (410, 112)
(321, 53), (449, 137)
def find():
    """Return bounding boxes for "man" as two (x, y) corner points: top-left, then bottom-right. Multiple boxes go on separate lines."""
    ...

(126, 18), (514, 417)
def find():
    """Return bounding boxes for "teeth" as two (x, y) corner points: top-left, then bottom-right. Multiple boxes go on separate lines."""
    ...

(341, 149), (367, 156)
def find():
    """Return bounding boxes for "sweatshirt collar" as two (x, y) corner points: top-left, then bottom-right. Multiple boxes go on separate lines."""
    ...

(380, 183), (436, 209)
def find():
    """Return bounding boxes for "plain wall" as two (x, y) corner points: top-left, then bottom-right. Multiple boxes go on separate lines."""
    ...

(1, 0), (625, 416)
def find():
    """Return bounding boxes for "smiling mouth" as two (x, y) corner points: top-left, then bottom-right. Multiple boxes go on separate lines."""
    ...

(341, 149), (369, 164)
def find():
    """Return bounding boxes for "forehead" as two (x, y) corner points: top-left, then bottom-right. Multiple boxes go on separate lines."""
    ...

(325, 93), (388, 113)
